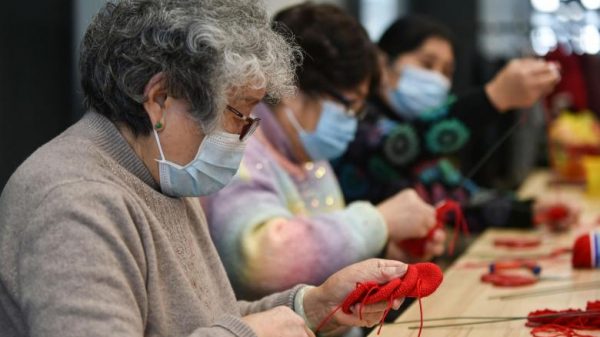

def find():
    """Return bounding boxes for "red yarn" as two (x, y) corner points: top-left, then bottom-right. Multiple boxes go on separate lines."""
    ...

(527, 301), (600, 336)
(572, 231), (600, 269)
(494, 237), (542, 248)
(481, 273), (538, 287)
(481, 260), (541, 287)
(534, 203), (572, 232)
(315, 263), (443, 336)
(399, 200), (469, 258)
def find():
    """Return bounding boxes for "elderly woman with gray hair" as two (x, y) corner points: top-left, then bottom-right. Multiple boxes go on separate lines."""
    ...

(0, 1), (410, 337)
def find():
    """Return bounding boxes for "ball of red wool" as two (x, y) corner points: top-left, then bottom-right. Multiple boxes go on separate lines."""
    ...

(572, 230), (600, 268)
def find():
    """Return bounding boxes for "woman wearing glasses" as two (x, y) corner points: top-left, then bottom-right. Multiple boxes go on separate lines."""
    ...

(0, 1), (415, 336)
(204, 3), (444, 301)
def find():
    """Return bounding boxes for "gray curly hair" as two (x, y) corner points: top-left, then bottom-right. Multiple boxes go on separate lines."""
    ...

(80, 0), (299, 135)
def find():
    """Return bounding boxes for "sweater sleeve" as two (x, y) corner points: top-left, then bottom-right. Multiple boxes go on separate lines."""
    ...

(237, 285), (303, 316)
(448, 87), (500, 130)
(17, 182), (254, 337)
(206, 156), (388, 299)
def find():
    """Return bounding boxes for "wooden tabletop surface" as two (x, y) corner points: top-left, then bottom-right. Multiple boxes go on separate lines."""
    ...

(370, 170), (600, 337)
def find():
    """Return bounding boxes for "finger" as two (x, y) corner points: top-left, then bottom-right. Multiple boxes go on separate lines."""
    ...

(526, 61), (558, 76)
(532, 71), (561, 89)
(334, 311), (378, 328)
(355, 297), (405, 313)
(304, 324), (316, 337)
(392, 297), (404, 310)
(423, 206), (437, 231)
(431, 228), (446, 242)
(363, 258), (408, 283)
(360, 312), (388, 327)
(428, 240), (446, 256)
(352, 300), (396, 314)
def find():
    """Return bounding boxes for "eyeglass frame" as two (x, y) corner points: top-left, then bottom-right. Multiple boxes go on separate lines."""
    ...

(226, 105), (261, 141)
(322, 87), (368, 120)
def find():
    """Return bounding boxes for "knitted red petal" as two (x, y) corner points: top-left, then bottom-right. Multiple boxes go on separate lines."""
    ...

(407, 262), (443, 297)
(341, 263), (443, 310)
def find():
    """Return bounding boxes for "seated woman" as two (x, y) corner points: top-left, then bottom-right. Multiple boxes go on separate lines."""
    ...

(333, 15), (565, 234)
(0, 1), (413, 336)
(204, 3), (444, 300)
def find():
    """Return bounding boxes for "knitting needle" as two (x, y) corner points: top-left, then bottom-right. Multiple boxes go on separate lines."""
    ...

(459, 110), (525, 186)
(393, 311), (600, 329)
(390, 310), (600, 325)
(390, 316), (523, 324)
(488, 280), (600, 300)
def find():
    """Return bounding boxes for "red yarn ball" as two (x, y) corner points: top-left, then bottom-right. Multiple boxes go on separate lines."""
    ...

(572, 230), (600, 268)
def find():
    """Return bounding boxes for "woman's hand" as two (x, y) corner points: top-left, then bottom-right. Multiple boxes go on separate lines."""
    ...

(243, 306), (315, 337)
(385, 228), (446, 262)
(302, 259), (408, 333)
(485, 58), (560, 112)
(377, 189), (437, 242)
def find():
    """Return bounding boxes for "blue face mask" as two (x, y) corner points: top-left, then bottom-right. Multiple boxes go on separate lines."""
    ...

(388, 65), (451, 119)
(153, 129), (246, 197)
(286, 100), (357, 161)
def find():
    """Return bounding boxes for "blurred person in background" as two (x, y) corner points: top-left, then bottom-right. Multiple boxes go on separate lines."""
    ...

(204, 3), (444, 301)
(333, 15), (574, 236)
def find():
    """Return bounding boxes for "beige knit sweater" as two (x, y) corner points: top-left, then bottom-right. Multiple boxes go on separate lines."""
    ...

(0, 112), (300, 337)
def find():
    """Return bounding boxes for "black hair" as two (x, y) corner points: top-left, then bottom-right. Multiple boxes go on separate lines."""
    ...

(378, 15), (455, 61)
(272, 2), (378, 96)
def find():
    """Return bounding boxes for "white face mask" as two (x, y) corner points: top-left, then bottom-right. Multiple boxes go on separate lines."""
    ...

(153, 129), (247, 197)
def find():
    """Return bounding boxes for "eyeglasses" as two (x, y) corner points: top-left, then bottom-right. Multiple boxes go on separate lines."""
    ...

(324, 87), (368, 120)
(226, 105), (261, 141)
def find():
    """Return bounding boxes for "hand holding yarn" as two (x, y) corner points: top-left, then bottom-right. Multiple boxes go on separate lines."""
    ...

(386, 228), (445, 262)
(302, 259), (409, 334)
(398, 200), (469, 258)
(377, 189), (439, 252)
(306, 260), (443, 336)
(484, 58), (560, 112)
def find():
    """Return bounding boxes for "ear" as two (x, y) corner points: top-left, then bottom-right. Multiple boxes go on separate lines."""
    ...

(143, 72), (168, 131)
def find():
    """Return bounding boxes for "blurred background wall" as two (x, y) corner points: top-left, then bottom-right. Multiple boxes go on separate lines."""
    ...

(2, 0), (599, 191)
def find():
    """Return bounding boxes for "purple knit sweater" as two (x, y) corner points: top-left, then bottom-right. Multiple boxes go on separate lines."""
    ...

(204, 103), (388, 300)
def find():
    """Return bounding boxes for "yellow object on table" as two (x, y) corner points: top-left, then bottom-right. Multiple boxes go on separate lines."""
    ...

(548, 111), (600, 182)
(584, 156), (600, 197)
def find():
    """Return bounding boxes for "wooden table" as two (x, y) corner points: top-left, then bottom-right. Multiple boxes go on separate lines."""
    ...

(371, 170), (600, 337)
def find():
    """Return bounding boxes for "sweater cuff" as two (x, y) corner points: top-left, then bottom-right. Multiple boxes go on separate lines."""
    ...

(346, 201), (388, 251)
(212, 315), (257, 337)
(285, 284), (306, 309)
(293, 285), (317, 330)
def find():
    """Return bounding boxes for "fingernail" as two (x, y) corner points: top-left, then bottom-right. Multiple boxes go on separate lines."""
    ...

(385, 264), (408, 277)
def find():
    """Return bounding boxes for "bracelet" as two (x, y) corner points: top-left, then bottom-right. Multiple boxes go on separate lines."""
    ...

(293, 285), (316, 330)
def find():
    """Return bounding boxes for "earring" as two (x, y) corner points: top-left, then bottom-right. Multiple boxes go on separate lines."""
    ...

(154, 108), (166, 131)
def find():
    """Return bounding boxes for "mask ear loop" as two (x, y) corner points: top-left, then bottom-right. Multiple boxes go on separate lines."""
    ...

(152, 107), (168, 161)
(152, 129), (167, 161)
(284, 107), (306, 134)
